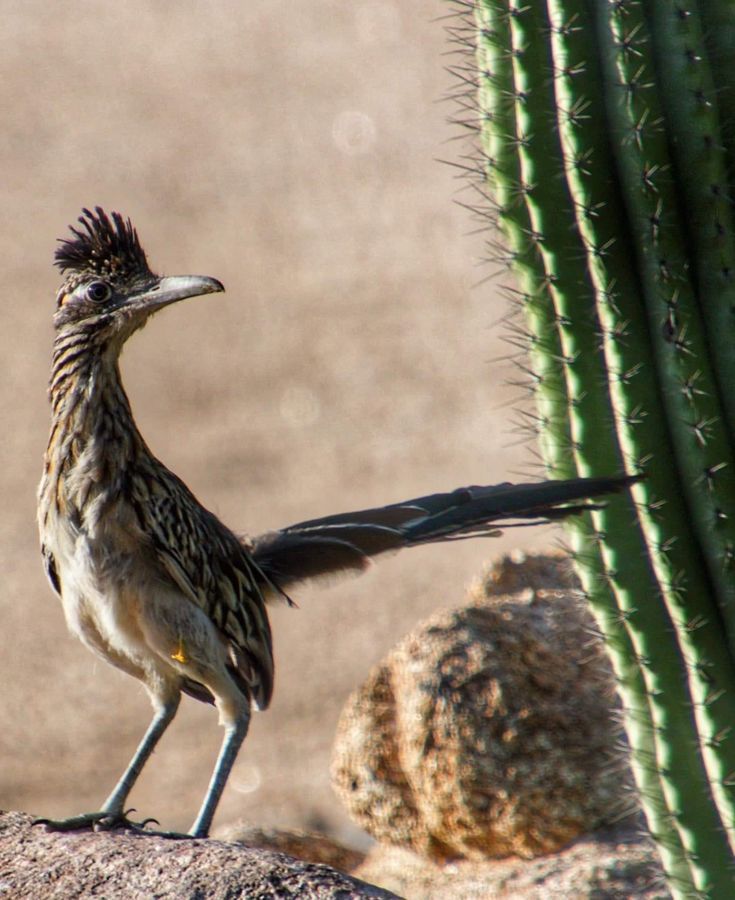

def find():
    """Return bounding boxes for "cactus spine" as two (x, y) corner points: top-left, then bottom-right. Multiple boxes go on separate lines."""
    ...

(456, 1), (735, 895)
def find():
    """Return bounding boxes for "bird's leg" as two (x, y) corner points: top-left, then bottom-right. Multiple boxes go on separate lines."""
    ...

(100, 694), (181, 820)
(36, 695), (180, 834)
(189, 705), (251, 838)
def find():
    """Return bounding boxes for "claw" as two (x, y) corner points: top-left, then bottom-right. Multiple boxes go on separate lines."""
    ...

(33, 810), (190, 839)
(33, 810), (154, 834)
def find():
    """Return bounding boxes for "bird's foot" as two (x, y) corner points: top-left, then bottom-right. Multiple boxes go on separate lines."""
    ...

(33, 808), (166, 835)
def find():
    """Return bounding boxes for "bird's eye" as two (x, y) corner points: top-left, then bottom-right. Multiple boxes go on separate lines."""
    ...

(86, 281), (112, 303)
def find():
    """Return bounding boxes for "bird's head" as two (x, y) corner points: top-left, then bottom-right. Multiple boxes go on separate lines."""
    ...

(53, 207), (224, 341)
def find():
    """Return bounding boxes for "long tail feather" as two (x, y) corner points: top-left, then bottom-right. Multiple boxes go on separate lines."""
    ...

(252, 474), (637, 591)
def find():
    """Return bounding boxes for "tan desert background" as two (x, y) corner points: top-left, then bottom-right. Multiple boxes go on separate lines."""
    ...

(0, 1), (561, 847)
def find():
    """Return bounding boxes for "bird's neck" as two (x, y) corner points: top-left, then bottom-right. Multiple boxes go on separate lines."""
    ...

(43, 328), (145, 499)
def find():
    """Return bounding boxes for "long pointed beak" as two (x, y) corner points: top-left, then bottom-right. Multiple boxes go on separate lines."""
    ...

(135, 274), (225, 312)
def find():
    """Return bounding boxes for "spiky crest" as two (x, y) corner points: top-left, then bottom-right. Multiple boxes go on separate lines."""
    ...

(55, 207), (151, 282)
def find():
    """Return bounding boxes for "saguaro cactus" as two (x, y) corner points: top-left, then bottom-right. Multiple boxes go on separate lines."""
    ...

(450, 1), (735, 896)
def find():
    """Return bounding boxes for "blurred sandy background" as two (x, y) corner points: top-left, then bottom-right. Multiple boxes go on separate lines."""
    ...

(0, 1), (559, 846)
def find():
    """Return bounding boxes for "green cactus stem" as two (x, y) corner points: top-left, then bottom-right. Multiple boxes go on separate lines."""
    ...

(453, 1), (735, 895)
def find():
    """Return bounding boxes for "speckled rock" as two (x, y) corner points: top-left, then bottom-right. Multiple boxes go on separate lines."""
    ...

(332, 553), (632, 861)
(0, 810), (398, 899)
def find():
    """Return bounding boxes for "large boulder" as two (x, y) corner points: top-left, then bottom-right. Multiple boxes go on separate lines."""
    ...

(0, 810), (397, 899)
(332, 554), (631, 860)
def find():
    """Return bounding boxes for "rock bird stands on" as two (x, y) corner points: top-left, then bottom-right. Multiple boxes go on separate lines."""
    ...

(37, 208), (634, 838)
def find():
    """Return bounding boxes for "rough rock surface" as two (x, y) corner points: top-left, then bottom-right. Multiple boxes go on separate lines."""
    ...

(0, 810), (398, 899)
(332, 554), (632, 860)
(353, 827), (668, 899)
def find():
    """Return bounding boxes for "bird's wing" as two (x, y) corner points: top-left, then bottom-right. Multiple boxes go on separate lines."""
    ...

(252, 475), (637, 590)
(41, 544), (62, 597)
(133, 467), (275, 709)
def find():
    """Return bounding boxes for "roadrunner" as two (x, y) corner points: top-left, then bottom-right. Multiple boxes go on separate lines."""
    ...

(38, 208), (634, 838)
